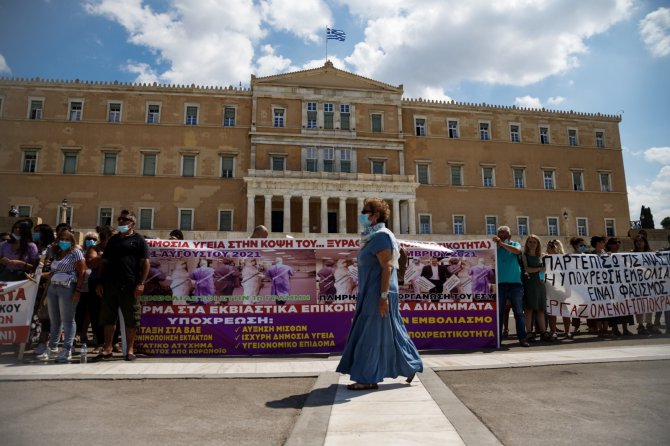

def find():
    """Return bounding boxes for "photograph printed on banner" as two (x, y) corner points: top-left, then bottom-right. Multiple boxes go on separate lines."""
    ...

(144, 249), (317, 305)
(401, 248), (496, 302)
(315, 248), (359, 303)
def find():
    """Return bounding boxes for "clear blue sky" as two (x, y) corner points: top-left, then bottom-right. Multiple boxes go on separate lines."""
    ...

(1, 0), (669, 227)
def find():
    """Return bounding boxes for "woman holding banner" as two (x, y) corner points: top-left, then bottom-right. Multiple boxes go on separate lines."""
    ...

(336, 197), (423, 390)
(0, 219), (39, 281)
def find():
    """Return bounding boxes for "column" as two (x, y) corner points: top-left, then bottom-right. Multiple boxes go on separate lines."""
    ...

(408, 198), (416, 235)
(357, 197), (364, 233)
(392, 198), (400, 233)
(302, 196), (310, 233)
(246, 194), (255, 233)
(264, 195), (272, 231)
(283, 195), (291, 233)
(320, 196), (328, 234)
(339, 198), (347, 234)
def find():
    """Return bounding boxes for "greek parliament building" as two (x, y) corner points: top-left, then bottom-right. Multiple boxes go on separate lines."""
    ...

(0, 61), (629, 241)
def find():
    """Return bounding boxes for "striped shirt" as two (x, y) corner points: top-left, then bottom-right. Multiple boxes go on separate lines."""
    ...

(51, 249), (84, 283)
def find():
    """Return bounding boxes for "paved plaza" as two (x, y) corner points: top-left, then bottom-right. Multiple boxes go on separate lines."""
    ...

(1, 337), (669, 445)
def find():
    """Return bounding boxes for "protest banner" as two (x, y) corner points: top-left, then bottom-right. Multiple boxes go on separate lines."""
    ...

(0, 276), (40, 345)
(135, 238), (499, 356)
(544, 252), (670, 319)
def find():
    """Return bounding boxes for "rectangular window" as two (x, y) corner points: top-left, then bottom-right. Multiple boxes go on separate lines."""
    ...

(221, 156), (234, 178)
(147, 104), (160, 124)
(415, 118), (426, 136)
(29, 99), (43, 120)
(142, 153), (157, 176)
(22, 150), (38, 173)
(576, 218), (588, 237)
(417, 164), (429, 184)
(485, 216), (497, 236)
(371, 160), (385, 174)
(179, 209), (193, 231)
(371, 113), (382, 132)
(324, 103), (334, 129)
(139, 208), (153, 230)
(340, 149), (351, 173)
(450, 165), (463, 186)
(453, 215), (465, 235)
(17, 205), (31, 218)
(223, 107), (236, 127)
(306, 148), (318, 172)
(595, 131), (605, 148)
(182, 155), (196, 177)
(547, 217), (559, 236)
(419, 215), (432, 234)
(482, 167), (495, 187)
(274, 108), (285, 128)
(103, 152), (117, 175)
(219, 210), (233, 231)
(307, 102), (317, 129)
(572, 171), (584, 191)
(272, 156), (286, 171)
(540, 126), (550, 144)
(513, 168), (525, 188)
(605, 219), (616, 237)
(479, 122), (490, 140)
(600, 173), (611, 192)
(510, 124), (520, 142)
(323, 148), (334, 172)
(69, 101), (83, 121)
(448, 120), (459, 139)
(517, 217), (529, 237)
(185, 105), (198, 125)
(340, 104), (350, 130)
(543, 170), (555, 190)
(108, 102), (121, 123)
(568, 129), (578, 146)
(99, 208), (113, 226)
(63, 152), (78, 174)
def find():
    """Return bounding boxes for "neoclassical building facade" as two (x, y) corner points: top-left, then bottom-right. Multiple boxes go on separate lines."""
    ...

(0, 62), (629, 240)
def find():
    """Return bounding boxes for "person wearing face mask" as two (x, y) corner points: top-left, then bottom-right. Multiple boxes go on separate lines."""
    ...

(85, 225), (114, 351)
(0, 219), (39, 282)
(74, 232), (99, 345)
(336, 198), (423, 390)
(30, 223), (56, 356)
(93, 211), (149, 362)
(37, 230), (86, 362)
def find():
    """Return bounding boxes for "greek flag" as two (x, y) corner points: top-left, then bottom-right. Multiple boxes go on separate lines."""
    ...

(327, 28), (346, 41)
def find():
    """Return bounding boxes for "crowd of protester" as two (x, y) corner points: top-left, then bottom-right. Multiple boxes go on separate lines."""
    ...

(1, 214), (669, 362)
(498, 227), (670, 346)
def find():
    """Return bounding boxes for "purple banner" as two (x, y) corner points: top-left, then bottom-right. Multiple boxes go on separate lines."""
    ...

(136, 238), (498, 356)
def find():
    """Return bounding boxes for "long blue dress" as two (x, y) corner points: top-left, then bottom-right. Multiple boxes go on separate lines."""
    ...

(336, 228), (423, 383)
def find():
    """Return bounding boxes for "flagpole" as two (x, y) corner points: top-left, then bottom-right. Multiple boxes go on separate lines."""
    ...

(325, 27), (328, 62)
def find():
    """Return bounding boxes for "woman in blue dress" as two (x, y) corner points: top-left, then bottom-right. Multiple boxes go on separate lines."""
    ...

(336, 198), (423, 390)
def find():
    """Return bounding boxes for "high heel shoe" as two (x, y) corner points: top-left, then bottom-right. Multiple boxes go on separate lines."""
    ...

(406, 374), (415, 384)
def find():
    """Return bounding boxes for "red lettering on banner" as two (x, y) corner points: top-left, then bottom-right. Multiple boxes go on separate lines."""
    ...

(0, 287), (26, 302)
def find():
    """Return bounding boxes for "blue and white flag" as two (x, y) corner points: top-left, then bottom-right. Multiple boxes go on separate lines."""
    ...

(327, 28), (346, 41)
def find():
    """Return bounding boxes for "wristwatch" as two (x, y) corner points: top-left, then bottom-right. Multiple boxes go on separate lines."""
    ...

(380, 291), (389, 300)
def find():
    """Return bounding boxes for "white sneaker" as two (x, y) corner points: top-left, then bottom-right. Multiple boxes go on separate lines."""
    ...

(55, 349), (72, 363)
(33, 343), (47, 355)
(37, 348), (58, 361)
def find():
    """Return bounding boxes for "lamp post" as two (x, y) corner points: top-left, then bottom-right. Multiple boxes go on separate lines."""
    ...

(60, 198), (68, 224)
(563, 211), (569, 238)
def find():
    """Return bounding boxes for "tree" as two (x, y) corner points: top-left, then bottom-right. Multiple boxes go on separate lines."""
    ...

(639, 206), (655, 229)
(661, 216), (670, 230)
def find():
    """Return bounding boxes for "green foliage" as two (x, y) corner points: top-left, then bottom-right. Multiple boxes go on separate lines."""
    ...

(639, 206), (655, 229)
(661, 216), (670, 230)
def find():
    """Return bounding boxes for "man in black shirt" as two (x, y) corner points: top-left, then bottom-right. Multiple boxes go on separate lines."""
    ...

(94, 211), (149, 361)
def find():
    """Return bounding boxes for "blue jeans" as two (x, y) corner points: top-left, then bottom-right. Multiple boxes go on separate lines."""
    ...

(498, 283), (527, 341)
(47, 283), (78, 351)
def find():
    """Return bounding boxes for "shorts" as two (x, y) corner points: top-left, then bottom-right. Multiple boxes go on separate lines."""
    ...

(100, 282), (141, 328)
